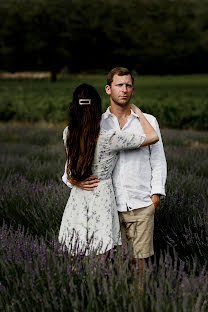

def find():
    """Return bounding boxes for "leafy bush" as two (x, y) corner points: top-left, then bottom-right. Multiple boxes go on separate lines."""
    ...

(0, 75), (208, 129)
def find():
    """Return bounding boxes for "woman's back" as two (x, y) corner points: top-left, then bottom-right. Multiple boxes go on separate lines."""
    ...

(63, 126), (145, 182)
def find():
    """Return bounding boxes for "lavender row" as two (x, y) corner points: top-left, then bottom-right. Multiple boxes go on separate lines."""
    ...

(0, 125), (207, 311)
(0, 222), (207, 312)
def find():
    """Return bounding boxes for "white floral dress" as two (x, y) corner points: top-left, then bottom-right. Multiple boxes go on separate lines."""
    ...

(58, 127), (145, 255)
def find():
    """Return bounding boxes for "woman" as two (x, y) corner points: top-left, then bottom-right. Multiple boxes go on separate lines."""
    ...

(58, 83), (159, 255)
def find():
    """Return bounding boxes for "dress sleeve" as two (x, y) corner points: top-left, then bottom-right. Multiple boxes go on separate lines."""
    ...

(109, 130), (146, 152)
(63, 126), (68, 148)
(62, 161), (73, 189)
(62, 127), (73, 188)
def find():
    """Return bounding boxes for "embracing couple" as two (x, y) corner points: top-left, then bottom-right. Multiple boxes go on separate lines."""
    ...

(58, 67), (167, 270)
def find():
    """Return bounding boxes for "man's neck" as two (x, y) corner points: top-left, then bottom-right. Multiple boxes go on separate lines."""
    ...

(109, 104), (131, 120)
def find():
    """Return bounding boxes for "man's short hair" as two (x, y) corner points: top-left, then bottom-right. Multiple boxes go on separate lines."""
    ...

(107, 67), (134, 86)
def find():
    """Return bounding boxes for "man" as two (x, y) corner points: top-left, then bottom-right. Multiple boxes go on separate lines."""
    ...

(63, 67), (167, 275)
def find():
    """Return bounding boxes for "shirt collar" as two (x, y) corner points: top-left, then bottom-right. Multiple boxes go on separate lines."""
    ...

(103, 106), (139, 120)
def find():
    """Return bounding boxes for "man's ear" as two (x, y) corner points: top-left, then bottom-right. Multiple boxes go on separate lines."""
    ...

(105, 85), (111, 95)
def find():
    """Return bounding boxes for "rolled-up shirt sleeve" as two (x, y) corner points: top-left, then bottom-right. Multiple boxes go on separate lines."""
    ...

(109, 130), (146, 152)
(149, 118), (167, 196)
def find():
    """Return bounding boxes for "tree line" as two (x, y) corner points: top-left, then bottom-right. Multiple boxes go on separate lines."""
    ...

(0, 0), (208, 80)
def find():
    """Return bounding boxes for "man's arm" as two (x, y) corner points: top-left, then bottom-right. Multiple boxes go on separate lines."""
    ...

(147, 116), (167, 207)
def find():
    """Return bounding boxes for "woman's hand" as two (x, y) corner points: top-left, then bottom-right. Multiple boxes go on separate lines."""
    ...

(130, 103), (159, 146)
(130, 104), (142, 118)
(68, 176), (99, 191)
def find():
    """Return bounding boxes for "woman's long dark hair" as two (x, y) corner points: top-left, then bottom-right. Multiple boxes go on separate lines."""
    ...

(66, 83), (102, 181)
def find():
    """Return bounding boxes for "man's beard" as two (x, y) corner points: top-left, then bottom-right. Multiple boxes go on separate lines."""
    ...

(113, 98), (131, 107)
(112, 97), (131, 107)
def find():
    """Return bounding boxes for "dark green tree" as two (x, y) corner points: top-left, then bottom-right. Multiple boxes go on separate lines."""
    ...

(1, 0), (208, 77)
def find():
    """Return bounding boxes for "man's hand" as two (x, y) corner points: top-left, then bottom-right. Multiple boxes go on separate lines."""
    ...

(151, 194), (160, 208)
(69, 176), (99, 191)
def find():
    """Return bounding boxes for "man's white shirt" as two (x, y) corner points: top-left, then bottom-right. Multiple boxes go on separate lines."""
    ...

(62, 107), (167, 212)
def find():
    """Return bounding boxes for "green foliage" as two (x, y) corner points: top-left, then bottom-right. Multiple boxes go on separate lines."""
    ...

(0, 74), (208, 129)
(1, 0), (208, 75)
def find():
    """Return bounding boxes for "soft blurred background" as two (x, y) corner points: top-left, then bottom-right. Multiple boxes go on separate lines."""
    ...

(0, 0), (208, 129)
(0, 1), (208, 311)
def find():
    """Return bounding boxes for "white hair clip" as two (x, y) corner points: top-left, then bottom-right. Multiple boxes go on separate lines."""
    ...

(79, 99), (91, 105)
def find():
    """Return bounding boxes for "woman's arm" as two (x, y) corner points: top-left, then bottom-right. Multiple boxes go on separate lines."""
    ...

(130, 104), (159, 146)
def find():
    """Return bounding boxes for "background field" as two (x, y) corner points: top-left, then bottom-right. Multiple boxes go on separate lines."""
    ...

(1, 74), (208, 130)
(0, 123), (207, 311)
(1, 0), (208, 309)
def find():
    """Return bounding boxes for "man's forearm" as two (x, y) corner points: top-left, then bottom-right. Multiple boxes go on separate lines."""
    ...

(149, 119), (167, 196)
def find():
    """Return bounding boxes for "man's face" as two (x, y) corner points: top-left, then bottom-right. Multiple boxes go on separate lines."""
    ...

(105, 74), (134, 106)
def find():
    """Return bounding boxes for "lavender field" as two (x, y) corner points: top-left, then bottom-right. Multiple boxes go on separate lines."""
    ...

(0, 124), (208, 311)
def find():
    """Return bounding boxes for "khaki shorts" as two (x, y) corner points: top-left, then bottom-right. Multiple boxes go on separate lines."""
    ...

(118, 203), (155, 259)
